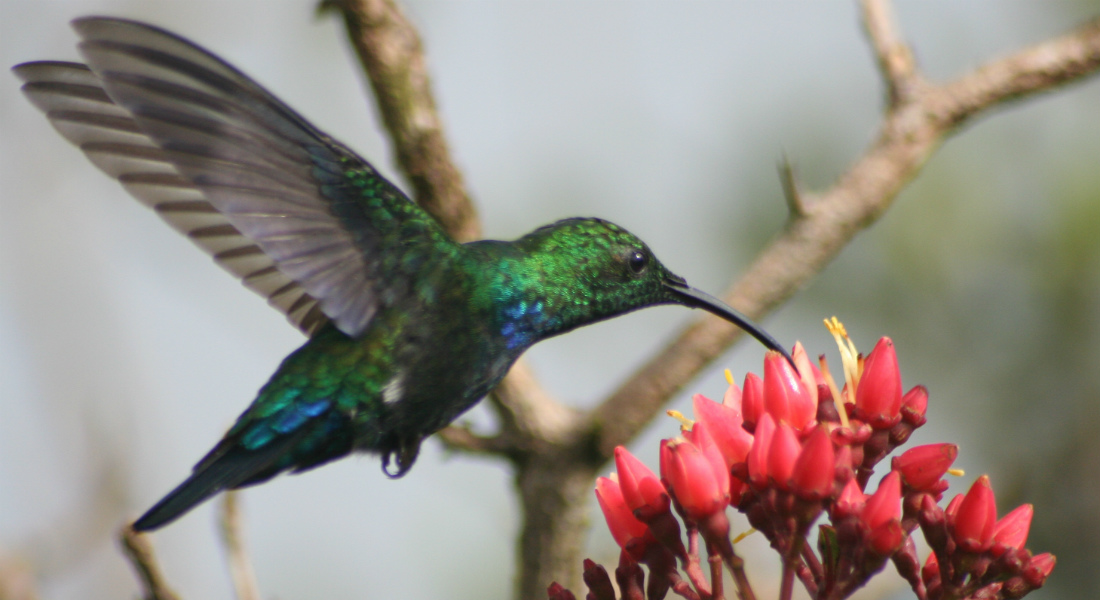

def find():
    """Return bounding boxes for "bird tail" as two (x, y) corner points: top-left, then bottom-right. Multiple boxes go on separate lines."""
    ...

(132, 430), (308, 531)
(133, 405), (357, 532)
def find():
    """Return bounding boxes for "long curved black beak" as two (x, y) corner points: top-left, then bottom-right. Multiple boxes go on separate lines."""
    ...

(664, 277), (795, 367)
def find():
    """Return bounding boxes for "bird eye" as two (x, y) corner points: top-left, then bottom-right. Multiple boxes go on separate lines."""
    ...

(627, 250), (647, 275)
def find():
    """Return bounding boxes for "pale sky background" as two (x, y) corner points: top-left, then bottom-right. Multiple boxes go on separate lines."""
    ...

(2, 2), (1099, 599)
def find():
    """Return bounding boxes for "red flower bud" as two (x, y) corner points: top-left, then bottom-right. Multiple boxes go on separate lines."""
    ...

(791, 341), (821, 408)
(862, 471), (904, 555)
(582, 559), (616, 600)
(922, 551), (940, 585)
(900, 385), (928, 426)
(855, 337), (903, 428)
(952, 475), (997, 553)
(764, 350), (816, 430)
(917, 494), (948, 550)
(768, 421), (801, 490)
(595, 476), (649, 552)
(863, 472), (902, 530)
(791, 425), (836, 500)
(613, 446), (668, 514)
(1023, 552), (1055, 588)
(945, 493), (964, 521)
(991, 503), (1033, 557)
(659, 439), (672, 486)
(834, 478), (866, 518)
(661, 437), (729, 521)
(747, 413), (776, 487)
(868, 519), (905, 556)
(692, 394), (753, 467)
(683, 422), (730, 494)
(546, 582), (577, 600)
(742, 372), (764, 428)
(892, 443), (957, 491)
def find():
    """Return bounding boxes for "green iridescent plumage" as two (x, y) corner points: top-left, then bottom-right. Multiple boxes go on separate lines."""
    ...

(13, 17), (791, 531)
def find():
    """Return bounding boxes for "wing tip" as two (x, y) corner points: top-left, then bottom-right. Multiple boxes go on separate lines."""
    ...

(71, 16), (157, 38)
(11, 61), (91, 82)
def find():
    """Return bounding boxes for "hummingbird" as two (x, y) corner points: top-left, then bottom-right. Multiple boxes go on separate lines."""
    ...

(14, 17), (791, 531)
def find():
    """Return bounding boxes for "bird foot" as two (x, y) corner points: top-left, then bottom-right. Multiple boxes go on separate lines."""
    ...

(381, 436), (422, 478)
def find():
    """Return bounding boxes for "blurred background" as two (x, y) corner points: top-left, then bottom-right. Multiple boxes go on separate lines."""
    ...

(2, 1), (1098, 599)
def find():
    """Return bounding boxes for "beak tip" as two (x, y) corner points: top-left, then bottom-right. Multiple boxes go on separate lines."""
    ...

(667, 282), (792, 362)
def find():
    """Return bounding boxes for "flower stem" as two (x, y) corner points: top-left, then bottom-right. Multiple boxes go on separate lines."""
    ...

(722, 552), (756, 600)
(779, 562), (795, 600)
(669, 572), (702, 600)
(800, 542), (823, 582)
(683, 524), (712, 597)
(709, 552), (725, 600)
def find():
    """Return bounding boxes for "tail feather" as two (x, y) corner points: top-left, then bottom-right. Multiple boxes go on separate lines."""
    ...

(133, 407), (356, 531)
(132, 430), (308, 531)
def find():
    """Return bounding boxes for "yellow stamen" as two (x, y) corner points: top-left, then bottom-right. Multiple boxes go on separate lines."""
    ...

(724, 368), (735, 386)
(818, 355), (850, 428)
(825, 317), (860, 407)
(947, 468), (965, 477)
(732, 528), (757, 545)
(666, 409), (694, 430)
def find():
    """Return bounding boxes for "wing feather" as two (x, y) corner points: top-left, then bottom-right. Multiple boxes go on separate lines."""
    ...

(14, 18), (460, 336)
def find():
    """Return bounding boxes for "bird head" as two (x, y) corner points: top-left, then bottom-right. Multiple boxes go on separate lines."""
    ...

(506, 218), (791, 362)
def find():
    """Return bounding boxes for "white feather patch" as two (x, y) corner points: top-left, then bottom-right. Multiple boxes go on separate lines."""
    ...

(381, 372), (406, 406)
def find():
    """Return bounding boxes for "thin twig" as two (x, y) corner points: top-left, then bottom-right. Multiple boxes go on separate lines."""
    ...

(860, 0), (920, 106)
(219, 492), (261, 600)
(119, 525), (181, 600)
(778, 155), (808, 218)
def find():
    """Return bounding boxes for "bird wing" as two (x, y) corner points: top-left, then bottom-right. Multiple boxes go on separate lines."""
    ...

(13, 17), (458, 336)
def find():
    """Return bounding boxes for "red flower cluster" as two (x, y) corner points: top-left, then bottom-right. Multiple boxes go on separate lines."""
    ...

(917, 476), (1055, 599)
(555, 321), (1054, 600)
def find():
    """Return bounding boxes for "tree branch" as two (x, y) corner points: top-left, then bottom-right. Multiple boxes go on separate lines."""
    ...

(322, 0), (480, 242)
(219, 493), (261, 600)
(936, 17), (1100, 126)
(119, 526), (180, 600)
(436, 423), (510, 455)
(591, 6), (1100, 460)
(324, 0), (565, 454)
